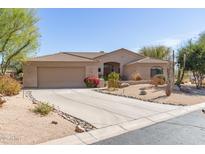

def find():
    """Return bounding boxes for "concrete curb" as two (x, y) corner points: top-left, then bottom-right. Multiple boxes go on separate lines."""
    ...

(41, 102), (205, 145)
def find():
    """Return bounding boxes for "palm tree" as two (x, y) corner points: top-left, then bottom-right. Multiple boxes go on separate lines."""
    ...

(139, 45), (171, 60)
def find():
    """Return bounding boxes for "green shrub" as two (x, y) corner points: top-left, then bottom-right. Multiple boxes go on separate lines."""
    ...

(33, 102), (54, 116)
(0, 76), (21, 96)
(103, 76), (108, 81)
(108, 72), (120, 80)
(150, 74), (166, 86)
(108, 72), (120, 88)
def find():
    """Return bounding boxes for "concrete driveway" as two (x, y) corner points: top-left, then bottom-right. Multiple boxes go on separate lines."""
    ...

(29, 89), (180, 128)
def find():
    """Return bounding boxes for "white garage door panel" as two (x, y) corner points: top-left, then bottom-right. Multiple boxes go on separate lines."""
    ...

(38, 67), (85, 88)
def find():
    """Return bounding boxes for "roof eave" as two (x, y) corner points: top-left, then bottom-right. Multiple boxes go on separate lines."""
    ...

(27, 59), (98, 63)
(94, 48), (145, 59)
(126, 61), (168, 66)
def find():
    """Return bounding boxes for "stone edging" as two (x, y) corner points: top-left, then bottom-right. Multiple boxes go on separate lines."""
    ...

(25, 91), (96, 131)
(94, 89), (187, 106)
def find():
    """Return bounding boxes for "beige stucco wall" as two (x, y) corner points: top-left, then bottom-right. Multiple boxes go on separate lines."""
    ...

(23, 49), (168, 88)
(95, 49), (144, 76)
(23, 61), (98, 88)
(23, 63), (38, 88)
(124, 63), (168, 80)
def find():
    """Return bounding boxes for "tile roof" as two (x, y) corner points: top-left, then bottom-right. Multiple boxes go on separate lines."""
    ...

(29, 52), (96, 62)
(64, 52), (106, 59)
(126, 57), (168, 65)
(94, 48), (145, 59)
(28, 49), (168, 65)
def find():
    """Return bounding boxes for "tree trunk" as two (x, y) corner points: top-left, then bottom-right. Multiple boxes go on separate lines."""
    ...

(1, 63), (8, 75)
(193, 71), (202, 89)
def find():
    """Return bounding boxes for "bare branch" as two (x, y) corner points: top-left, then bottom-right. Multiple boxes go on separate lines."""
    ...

(0, 25), (25, 53)
(2, 40), (31, 75)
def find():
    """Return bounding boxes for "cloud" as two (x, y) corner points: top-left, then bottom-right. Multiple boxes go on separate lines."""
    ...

(153, 38), (182, 48)
(153, 31), (200, 48)
(133, 30), (203, 52)
(133, 37), (184, 52)
(152, 31), (201, 49)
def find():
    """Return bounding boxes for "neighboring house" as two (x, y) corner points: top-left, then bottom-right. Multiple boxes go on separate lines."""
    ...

(23, 48), (168, 88)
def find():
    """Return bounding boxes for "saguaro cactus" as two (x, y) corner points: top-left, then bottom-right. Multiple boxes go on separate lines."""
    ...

(165, 53), (173, 96)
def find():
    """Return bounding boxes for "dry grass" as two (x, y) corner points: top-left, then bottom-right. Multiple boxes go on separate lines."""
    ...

(0, 76), (21, 96)
(33, 102), (54, 116)
(0, 93), (76, 144)
(102, 84), (205, 106)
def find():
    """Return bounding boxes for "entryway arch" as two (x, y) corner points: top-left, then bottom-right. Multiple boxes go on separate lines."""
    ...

(103, 62), (120, 77)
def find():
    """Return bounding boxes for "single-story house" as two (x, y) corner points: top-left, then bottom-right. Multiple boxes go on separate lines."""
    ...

(23, 48), (169, 88)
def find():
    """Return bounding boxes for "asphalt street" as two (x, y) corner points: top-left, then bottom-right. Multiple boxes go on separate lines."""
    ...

(93, 110), (205, 145)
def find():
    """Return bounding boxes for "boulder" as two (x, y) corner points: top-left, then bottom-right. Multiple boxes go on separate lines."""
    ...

(180, 86), (192, 93)
(173, 85), (181, 91)
(120, 82), (130, 88)
(139, 90), (147, 95)
(0, 95), (6, 107)
(75, 125), (85, 133)
(51, 121), (58, 125)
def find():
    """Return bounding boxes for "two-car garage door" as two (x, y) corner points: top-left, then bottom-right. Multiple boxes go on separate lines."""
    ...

(37, 67), (85, 88)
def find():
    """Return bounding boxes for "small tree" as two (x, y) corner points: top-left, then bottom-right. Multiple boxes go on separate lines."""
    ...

(176, 38), (205, 89)
(187, 45), (205, 88)
(0, 9), (40, 75)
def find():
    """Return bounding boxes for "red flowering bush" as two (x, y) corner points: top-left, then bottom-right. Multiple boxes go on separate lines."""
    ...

(84, 76), (100, 88)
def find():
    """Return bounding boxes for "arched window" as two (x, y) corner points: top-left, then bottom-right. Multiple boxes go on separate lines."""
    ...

(151, 66), (163, 77)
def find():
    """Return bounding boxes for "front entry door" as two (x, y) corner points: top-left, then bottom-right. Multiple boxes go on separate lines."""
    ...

(103, 62), (120, 77)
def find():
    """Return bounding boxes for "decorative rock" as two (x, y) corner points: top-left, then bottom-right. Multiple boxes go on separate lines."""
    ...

(139, 87), (146, 90)
(0, 95), (6, 107)
(0, 97), (6, 103)
(139, 90), (147, 95)
(51, 121), (58, 125)
(180, 86), (191, 93)
(174, 85), (181, 91)
(120, 83), (130, 88)
(75, 125), (85, 133)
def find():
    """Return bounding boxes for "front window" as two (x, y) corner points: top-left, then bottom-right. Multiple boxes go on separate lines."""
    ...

(151, 67), (163, 77)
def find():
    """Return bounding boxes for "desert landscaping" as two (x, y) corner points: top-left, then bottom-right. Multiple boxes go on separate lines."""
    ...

(99, 83), (205, 106)
(0, 93), (76, 145)
(1, 8), (205, 145)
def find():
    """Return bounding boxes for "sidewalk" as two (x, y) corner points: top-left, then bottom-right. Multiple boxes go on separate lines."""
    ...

(41, 102), (205, 145)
